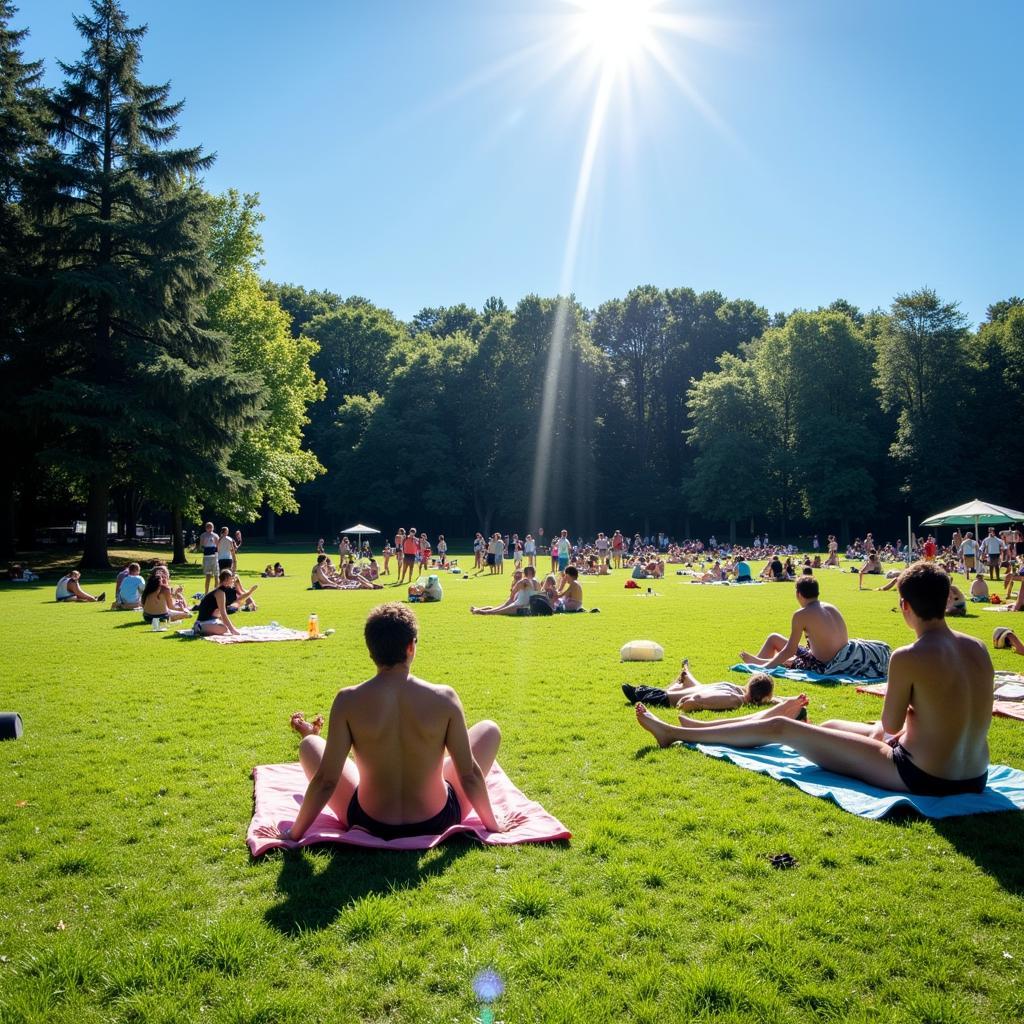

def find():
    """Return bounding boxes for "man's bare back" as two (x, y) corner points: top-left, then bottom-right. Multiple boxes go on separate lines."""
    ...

(256, 603), (518, 844)
(883, 628), (992, 781)
(338, 673), (461, 824)
(795, 600), (848, 663)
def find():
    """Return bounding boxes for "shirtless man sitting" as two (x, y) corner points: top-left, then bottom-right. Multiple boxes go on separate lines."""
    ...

(555, 565), (583, 612)
(621, 658), (780, 712)
(255, 603), (521, 842)
(741, 576), (849, 670)
(634, 562), (992, 796)
(741, 576), (891, 678)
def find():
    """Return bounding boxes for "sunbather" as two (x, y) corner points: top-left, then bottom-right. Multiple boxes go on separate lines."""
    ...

(740, 576), (891, 679)
(193, 569), (244, 636)
(254, 603), (523, 841)
(311, 555), (345, 590)
(471, 567), (536, 615)
(636, 563), (992, 796)
(55, 570), (104, 603)
(622, 659), (776, 710)
(141, 568), (191, 623)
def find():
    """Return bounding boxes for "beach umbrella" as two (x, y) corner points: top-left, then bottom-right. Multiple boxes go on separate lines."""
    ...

(920, 499), (1024, 550)
(340, 523), (381, 555)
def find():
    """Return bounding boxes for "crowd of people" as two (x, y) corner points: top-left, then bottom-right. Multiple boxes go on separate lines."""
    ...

(253, 559), (997, 847)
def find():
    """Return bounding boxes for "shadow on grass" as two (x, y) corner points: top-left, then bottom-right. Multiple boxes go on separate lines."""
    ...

(931, 812), (1024, 895)
(261, 838), (475, 934)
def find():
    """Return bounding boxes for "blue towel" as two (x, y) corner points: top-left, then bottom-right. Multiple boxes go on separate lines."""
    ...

(690, 742), (1024, 819)
(730, 663), (886, 685)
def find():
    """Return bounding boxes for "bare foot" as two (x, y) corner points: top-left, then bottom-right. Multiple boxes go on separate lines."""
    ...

(635, 703), (677, 748)
(771, 694), (809, 720)
(739, 650), (758, 664)
(289, 712), (323, 737)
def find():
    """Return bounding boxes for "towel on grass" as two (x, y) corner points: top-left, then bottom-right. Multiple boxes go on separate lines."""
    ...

(202, 625), (319, 644)
(247, 761), (571, 856)
(689, 742), (1024, 819)
(856, 682), (1024, 724)
(983, 605), (1019, 612)
(731, 663), (886, 686)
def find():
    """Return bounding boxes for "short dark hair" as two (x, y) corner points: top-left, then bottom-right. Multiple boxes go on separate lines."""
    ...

(897, 561), (949, 620)
(801, 566), (814, 576)
(219, 569), (233, 582)
(317, 554), (327, 564)
(364, 602), (418, 666)
(795, 576), (819, 599)
(746, 673), (775, 704)
(565, 565), (579, 579)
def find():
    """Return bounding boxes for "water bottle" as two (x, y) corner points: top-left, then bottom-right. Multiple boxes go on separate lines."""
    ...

(307, 613), (319, 638)
(151, 616), (165, 632)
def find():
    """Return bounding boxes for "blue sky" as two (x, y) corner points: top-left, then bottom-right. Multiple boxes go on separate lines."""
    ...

(19, 0), (1024, 326)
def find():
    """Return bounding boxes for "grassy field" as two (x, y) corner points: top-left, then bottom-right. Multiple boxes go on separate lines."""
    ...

(1, 545), (1023, 1024)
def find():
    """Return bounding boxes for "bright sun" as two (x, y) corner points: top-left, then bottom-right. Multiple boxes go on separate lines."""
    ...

(570, 0), (659, 69)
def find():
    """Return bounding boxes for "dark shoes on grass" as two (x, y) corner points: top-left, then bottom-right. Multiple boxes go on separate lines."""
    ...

(621, 683), (671, 707)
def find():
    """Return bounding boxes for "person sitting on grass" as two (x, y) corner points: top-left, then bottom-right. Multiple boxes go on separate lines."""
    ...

(311, 554), (345, 590)
(409, 573), (444, 603)
(693, 560), (726, 583)
(471, 567), (536, 615)
(858, 549), (883, 589)
(141, 568), (191, 623)
(970, 574), (990, 602)
(343, 556), (384, 590)
(230, 573), (259, 612)
(945, 583), (967, 617)
(555, 564), (583, 612)
(622, 659), (779, 711)
(740, 576), (891, 679)
(254, 603), (523, 842)
(732, 557), (753, 583)
(635, 562), (993, 797)
(193, 569), (243, 637)
(115, 563), (145, 610)
(55, 570), (104, 603)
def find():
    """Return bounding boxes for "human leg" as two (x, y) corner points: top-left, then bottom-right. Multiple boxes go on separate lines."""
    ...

(633, 704), (906, 790)
(443, 719), (501, 814)
(675, 694), (808, 726)
(739, 633), (788, 664)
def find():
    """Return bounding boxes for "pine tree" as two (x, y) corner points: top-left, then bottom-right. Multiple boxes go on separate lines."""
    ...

(35, 0), (262, 568)
(0, 2), (50, 557)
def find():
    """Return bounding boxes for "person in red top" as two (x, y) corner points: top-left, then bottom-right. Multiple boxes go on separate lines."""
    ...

(400, 528), (420, 585)
(923, 536), (937, 561)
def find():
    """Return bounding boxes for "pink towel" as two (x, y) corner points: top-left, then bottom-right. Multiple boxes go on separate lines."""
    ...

(856, 683), (1024, 723)
(247, 761), (571, 856)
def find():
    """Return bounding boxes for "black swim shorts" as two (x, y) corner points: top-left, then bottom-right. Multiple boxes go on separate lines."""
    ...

(347, 783), (463, 841)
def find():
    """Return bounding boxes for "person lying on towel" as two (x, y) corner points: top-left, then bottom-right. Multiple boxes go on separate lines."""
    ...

(254, 603), (523, 842)
(739, 576), (891, 679)
(635, 562), (992, 797)
(622, 659), (778, 711)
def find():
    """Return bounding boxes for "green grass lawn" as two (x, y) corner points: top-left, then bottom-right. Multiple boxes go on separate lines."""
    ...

(1, 546), (1023, 1024)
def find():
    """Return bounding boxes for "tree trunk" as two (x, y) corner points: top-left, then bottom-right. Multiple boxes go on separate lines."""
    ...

(124, 486), (139, 545)
(0, 473), (15, 560)
(81, 475), (111, 570)
(171, 506), (186, 565)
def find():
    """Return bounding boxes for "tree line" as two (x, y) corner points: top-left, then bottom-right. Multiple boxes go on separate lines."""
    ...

(3, 2), (1022, 567)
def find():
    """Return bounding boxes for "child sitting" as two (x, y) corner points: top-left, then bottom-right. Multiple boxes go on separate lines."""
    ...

(970, 574), (990, 602)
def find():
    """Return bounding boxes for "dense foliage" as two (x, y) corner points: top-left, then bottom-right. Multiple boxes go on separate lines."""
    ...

(2, 1), (1021, 562)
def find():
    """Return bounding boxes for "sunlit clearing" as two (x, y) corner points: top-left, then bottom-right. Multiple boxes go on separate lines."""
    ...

(570, 0), (658, 69)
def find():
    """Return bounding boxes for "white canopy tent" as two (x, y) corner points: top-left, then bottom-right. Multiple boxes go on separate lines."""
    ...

(339, 523), (381, 555)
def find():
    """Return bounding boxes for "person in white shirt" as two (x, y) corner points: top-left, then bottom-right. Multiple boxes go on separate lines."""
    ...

(981, 528), (1005, 581)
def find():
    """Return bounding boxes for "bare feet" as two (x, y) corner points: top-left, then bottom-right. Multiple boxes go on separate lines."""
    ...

(635, 703), (677, 748)
(739, 650), (758, 664)
(289, 712), (323, 737)
(768, 694), (809, 720)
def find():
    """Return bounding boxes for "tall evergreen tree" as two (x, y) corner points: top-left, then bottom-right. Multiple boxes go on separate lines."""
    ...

(34, 0), (261, 568)
(0, 2), (50, 557)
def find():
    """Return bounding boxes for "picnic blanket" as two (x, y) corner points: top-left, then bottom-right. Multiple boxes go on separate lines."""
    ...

(199, 625), (321, 644)
(983, 604), (1020, 612)
(247, 761), (571, 856)
(731, 663), (887, 686)
(688, 742), (1024, 819)
(856, 682), (1024, 724)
